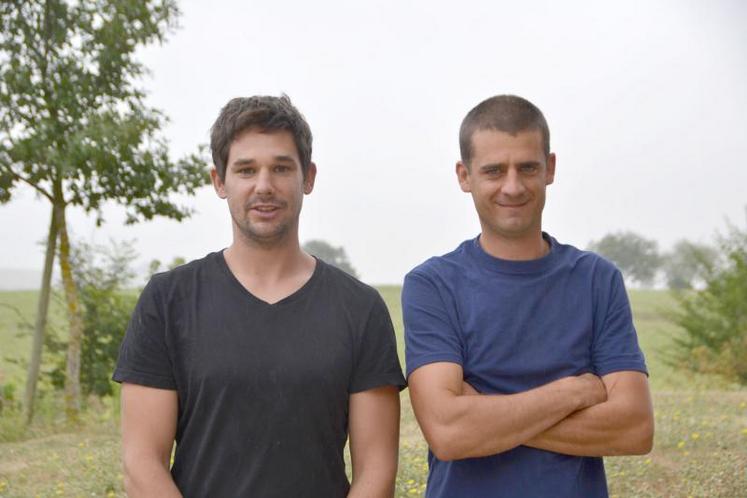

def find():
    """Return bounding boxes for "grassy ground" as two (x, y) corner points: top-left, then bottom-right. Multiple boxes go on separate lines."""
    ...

(1, 288), (746, 497)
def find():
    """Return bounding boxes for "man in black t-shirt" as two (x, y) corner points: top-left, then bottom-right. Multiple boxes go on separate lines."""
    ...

(113, 95), (406, 497)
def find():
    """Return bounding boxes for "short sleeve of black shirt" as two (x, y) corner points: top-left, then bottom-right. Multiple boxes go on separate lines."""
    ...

(349, 293), (406, 393)
(113, 275), (176, 390)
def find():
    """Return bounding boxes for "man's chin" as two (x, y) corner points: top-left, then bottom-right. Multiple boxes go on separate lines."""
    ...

(492, 222), (537, 239)
(237, 224), (291, 247)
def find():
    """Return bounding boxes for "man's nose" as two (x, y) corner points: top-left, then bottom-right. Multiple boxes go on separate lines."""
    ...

(255, 168), (273, 194)
(502, 168), (526, 197)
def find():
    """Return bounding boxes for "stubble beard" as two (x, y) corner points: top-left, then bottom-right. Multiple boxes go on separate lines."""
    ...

(232, 201), (301, 250)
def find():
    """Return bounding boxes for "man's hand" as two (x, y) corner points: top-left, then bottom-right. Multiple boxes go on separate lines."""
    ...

(464, 371), (653, 457)
(573, 373), (608, 409)
(409, 363), (609, 461)
(526, 371), (654, 456)
(462, 372), (606, 407)
(463, 372), (607, 409)
(121, 383), (183, 498)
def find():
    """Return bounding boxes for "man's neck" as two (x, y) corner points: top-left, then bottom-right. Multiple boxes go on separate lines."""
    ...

(478, 229), (549, 261)
(223, 230), (316, 305)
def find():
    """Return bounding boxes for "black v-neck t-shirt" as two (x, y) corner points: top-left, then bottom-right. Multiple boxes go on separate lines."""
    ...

(113, 252), (406, 497)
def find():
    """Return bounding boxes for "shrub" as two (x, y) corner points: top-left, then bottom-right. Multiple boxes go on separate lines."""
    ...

(47, 241), (138, 397)
(668, 216), (747, 384)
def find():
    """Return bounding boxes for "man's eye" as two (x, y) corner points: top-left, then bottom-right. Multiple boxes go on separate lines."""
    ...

(520, 164), (538, 173)
(239, 168), (254, 175)
(274, 165), (290, 173)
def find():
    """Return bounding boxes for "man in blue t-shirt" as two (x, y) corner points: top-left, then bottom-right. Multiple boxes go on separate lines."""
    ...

(403, 95), (654, 498)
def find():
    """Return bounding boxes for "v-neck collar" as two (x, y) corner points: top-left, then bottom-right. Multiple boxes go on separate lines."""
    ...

(215, 250), (323, 307)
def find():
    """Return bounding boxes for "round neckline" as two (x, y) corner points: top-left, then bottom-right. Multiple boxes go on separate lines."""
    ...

(215, 250), (324, 307)
(468, 232), (559, 275)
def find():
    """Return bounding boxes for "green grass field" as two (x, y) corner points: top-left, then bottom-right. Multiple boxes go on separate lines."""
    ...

(1, 288), (746, 497)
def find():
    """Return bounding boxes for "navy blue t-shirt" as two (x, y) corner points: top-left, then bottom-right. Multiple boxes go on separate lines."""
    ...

(403, 234), (647, 498)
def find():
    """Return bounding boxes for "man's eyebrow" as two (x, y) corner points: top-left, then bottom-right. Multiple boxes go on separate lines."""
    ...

(231, 158), (255, 167)
(478, 162), (505, 170)
(230, 155), (297, 167)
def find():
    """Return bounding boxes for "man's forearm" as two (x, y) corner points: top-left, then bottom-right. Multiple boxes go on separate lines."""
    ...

(123, 457), (182, 498)
(525, 371), (654, 456)
(410, 365), (607, 461)
(347, 386), (399, 498)
(347, 469), (396, 498)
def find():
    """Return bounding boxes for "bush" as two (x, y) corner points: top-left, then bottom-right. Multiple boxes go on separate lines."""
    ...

(662, 240), (716, 290)
(47, 241), (138, 397)
(669, 216), (747, 384)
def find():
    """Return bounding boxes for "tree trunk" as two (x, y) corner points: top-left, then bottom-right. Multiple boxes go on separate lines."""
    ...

(56, 203), (83, 424)
(23, 204), (58, 425)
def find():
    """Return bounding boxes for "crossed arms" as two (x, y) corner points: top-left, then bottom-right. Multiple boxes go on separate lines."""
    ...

(408, 362), (653, 461)
(120, 383), (400, 498)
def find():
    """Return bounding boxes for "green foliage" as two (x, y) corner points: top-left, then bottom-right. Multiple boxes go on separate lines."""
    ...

(0, 0), (209, 218)
(48, 241), (138, 396)
(148, 255), (186, 276)
(303, 239), (359, 278)
(587, 231), (661, 287)
(663, 240), (717, 290)
(0, 381), (17, 414)
(669, 217), (747, 384)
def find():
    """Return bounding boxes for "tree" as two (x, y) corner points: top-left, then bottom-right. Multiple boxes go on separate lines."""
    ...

(587, 231), (661, 287)
(0, 1), (209, 423)
(662, 239), (717, 290)
(669, 214), (747, 384)
(302, 240), (358, 278)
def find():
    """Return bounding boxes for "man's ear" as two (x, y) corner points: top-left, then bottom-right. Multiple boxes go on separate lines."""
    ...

(456, 161), (472, 193)
(545, 153), (556, 186)
(303, 162), (317, 195)
(211, 167), (227, 198)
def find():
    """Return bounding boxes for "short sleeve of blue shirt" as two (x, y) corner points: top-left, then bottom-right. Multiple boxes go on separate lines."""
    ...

(592, 268), (648, 376)
(402, 269), (465, 377)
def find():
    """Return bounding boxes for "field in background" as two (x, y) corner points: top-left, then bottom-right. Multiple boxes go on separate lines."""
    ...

(1, 288), (746, 497)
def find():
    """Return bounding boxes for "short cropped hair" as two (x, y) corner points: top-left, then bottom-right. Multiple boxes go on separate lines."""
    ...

(459, 95), (550, 165)
(210, 94), (313, 180)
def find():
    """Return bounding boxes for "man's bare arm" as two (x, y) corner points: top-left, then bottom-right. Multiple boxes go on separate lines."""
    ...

(523, 371), (654, 456)
(347, 385), (400, 498)
(408, 362), (607, 461)
(121, 383), (182, 498)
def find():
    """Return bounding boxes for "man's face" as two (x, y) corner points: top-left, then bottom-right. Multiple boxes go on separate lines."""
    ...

(456, 129), (555, 242)
(211, 129), (316, 247)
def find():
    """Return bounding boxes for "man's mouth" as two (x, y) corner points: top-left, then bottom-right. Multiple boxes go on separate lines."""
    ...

(498, 200), (529, 208)
(248, 200), (285, 212)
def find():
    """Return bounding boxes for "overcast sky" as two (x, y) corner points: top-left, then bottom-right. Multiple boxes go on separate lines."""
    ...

(1, 0), (746, 284)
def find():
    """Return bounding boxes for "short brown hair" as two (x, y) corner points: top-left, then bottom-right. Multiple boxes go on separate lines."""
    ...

(210, 94), (313, 180)
(459, 95), (550, 165)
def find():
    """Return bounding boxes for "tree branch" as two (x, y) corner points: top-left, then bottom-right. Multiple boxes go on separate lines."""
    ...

(0, 165), (54, 201)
